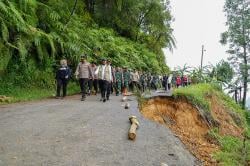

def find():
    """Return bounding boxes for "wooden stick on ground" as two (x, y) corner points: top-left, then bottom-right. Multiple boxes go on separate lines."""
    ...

(128, 116), (139, 140)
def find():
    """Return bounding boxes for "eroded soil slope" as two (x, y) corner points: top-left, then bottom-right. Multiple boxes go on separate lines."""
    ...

(140, 96), (243, 166)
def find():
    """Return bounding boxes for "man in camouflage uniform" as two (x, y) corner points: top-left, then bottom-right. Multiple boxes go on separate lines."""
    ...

(139, 71), (147, 92)
(115, 67), (123, 96)
(122, 67), (130, 95)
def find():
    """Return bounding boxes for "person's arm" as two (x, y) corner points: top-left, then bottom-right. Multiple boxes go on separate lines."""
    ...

(75, 63), (80, 78)
(95, 66), (99, 75)
(66, 67), (71, 79)
(75, 63), (80, 75)
(112, 67), (116, 82)
(88, 65), (93, 79)
(121, 72), (124, 85)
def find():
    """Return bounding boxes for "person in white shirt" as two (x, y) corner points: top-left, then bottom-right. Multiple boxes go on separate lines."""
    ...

(168, 74), (173, 90)
(131, 70), (140, 91)
(95, 58), (113, 102)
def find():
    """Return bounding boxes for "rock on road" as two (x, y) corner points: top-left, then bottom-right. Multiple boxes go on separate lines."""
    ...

(0, 94), (198, 166)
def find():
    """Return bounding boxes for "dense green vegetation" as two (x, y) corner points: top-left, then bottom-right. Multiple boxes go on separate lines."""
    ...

(0, 0), (173, 100)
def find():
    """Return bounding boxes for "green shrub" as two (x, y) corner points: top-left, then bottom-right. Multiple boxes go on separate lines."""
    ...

(214, 136), (250, 166)
(173, 83), (213, 111)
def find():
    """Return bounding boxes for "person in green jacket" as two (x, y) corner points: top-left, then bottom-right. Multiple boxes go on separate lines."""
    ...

(115, 67), (123, 96)
(139, 72), (147, 92)
(122, 67), (130, 95)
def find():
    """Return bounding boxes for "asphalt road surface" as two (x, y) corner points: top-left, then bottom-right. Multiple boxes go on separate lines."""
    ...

(0, 94), (198, 166)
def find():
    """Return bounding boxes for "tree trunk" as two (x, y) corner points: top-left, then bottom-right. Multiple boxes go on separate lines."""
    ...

(84, 0), (95, 14)
(235, 89), (238, 103)
(242, 44), (247, 109)
(128, 116), (139, 140)
(239, 87), (242, 102)
(128, 123), (137, 140)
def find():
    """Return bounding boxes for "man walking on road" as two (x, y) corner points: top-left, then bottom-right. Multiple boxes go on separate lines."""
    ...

(88, 61), (98, 95)
(95, 58), (113, 102)
(106, 59), (115, 97)
(115, 67), (123, 96)
(122, 67), (130, 95)
(75, 55), (92, 101)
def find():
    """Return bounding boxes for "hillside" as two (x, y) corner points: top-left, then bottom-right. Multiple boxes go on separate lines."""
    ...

(0, 0), (172, 100)
(140, 84), (250, 166)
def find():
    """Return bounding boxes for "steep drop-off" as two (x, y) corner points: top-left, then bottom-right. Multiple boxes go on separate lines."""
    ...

(140, 96), (244, 166)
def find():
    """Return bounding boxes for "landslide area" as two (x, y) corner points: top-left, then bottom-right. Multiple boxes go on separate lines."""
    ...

(140, 84), (249, 166)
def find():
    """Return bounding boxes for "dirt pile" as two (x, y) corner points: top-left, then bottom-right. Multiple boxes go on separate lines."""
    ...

(140, 96), (243, 166)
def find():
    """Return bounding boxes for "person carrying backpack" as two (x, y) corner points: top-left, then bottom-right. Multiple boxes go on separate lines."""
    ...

(55, 59), (71, 99)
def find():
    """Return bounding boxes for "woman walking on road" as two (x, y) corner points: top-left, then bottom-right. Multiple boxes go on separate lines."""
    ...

(55, 59), (71, 99)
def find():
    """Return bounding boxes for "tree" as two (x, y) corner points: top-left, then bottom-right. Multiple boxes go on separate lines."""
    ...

(92, 0), (175, 55)
(174, 63), (192, 76)
(205, 60), (234, 84)
(220, 0), (250, 109)
(0, 0), (171, 85)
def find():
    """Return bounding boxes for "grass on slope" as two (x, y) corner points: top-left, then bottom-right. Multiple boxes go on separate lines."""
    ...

(173, 83), (214, 112)
(173, 83), (250, 165)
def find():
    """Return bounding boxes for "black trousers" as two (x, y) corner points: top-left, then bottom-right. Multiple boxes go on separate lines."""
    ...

(88, 79), (99, 93)
(107, 81), (111, 98)
(168, 83), (171, 90)
(79, 78), (89, 98)
(151, 82), (157, 90)
(56, 78), (68, 97)
(93, 79), (98, 93)
(132, 81), (141, 91)
(110, 82), (113, 94)
(141, 84), (145, 92)
(99, 80), (110, 99)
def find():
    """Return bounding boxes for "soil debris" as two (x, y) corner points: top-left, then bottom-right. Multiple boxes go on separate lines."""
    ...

(140, 96), (243, 166)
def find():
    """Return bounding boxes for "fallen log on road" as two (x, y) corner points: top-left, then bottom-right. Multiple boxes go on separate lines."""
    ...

(128, 116), (139, 140)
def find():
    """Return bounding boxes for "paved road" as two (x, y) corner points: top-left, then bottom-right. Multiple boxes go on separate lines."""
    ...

(0, 94), (198, 166)
(143, 90), (173, 99)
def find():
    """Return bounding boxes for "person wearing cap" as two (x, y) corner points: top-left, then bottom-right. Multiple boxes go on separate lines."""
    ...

(55, 59), (71, 99)
(75, 54), (92, 101)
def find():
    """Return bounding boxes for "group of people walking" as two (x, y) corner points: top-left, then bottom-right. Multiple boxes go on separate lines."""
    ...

(55, 54), (191, 101)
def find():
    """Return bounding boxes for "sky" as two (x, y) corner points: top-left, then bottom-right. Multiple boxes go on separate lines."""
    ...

(164, 0), (229, 70)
